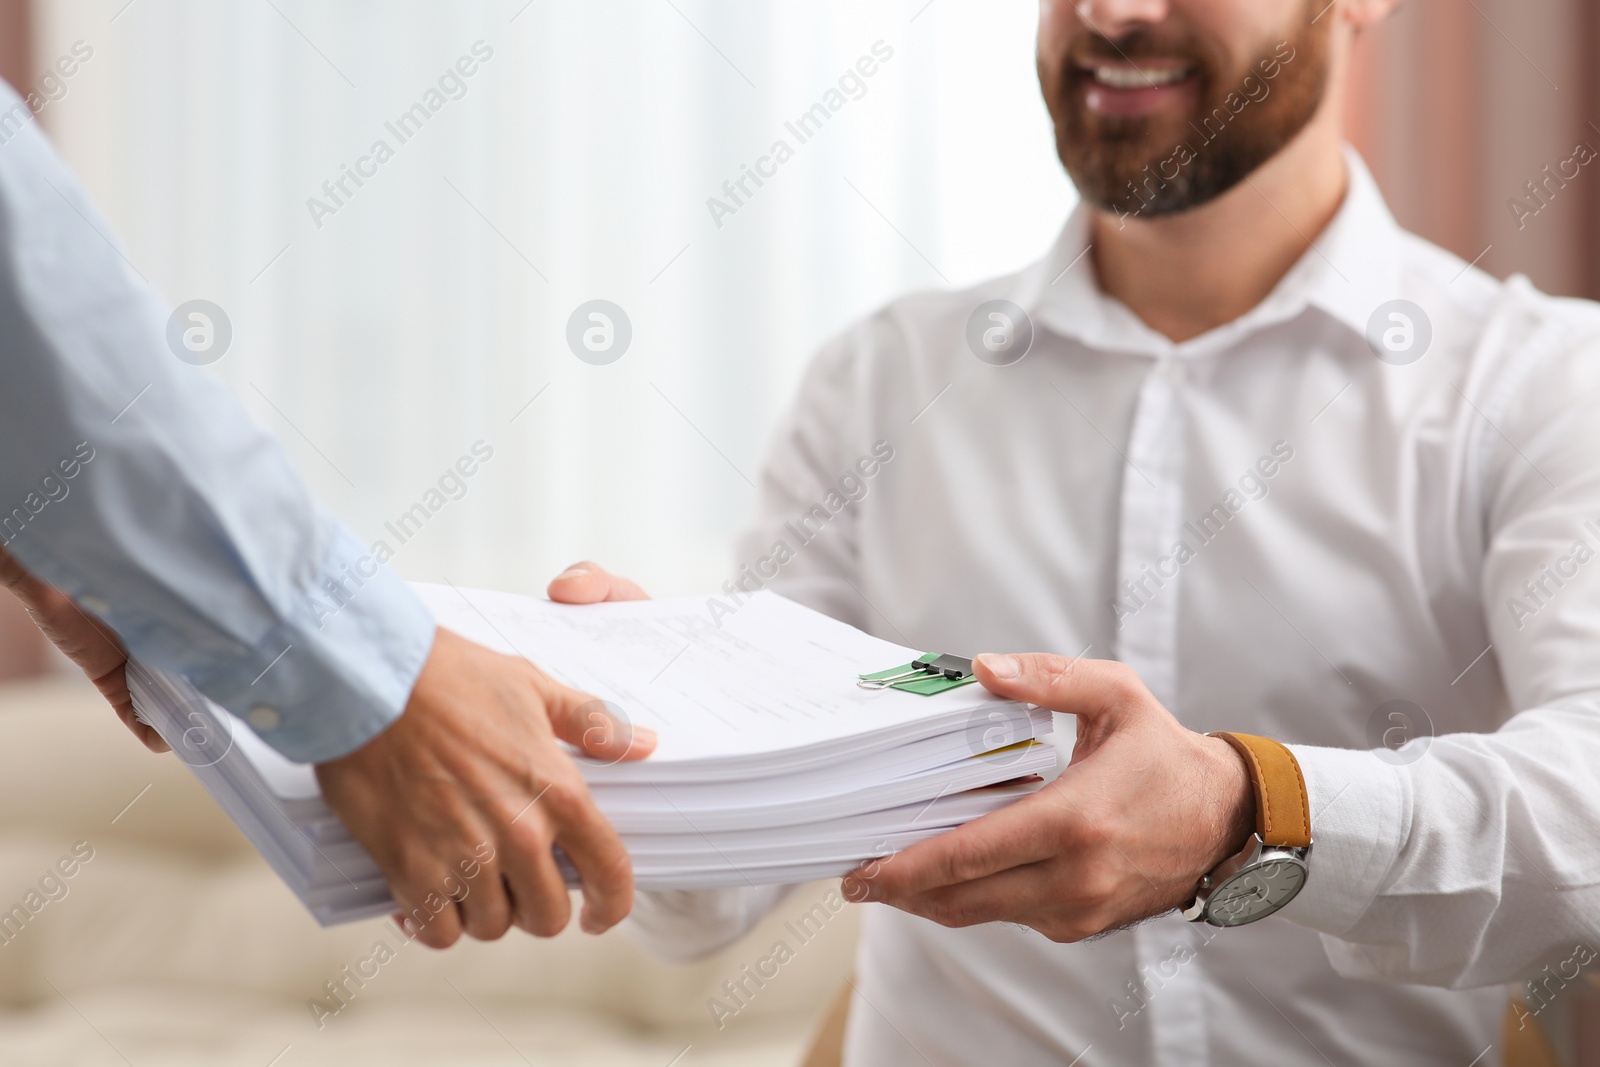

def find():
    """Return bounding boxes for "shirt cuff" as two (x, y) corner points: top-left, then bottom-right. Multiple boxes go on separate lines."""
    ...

(182, 525), (436, 763)
(1279, 743), (1413, 938)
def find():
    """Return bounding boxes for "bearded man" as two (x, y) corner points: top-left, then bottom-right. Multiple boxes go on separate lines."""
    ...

(551, 0), (1600, 1062)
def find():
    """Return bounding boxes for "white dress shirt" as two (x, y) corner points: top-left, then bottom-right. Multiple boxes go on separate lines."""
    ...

(0, 82), (434, 761)
(627, 150), (1600, 1065)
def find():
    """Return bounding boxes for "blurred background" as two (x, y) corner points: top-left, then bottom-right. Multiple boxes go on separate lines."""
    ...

(0, 0), (1598, 670)
(18, 0), (1076, 612)
(0, 0), (1597, 1063)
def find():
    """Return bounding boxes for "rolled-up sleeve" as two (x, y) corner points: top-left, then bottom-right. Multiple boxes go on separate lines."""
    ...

(0, 84), (433, 762)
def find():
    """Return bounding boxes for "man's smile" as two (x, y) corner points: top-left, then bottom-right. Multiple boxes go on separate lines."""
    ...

(1075, 58), (1200, 117)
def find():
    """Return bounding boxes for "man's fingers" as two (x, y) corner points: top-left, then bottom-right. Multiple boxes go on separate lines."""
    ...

(972, 652), (1146, 721)
(114, 706), (172, 753)
(541, 681), (657, 762)
(848, 793), (1059, 900)
(318, 627), (644, 949)
(391, 873), (466, 950)
(97, 663), (170, 752)
(547, 561), (650, 604)
(1, 549), (140, 746)
(498, 816), (575, 937)
(550, 789), (635, 934)
(454, 859), (515, 942)
(0, 546), (43, 598)
(886, 862), (1059, 931)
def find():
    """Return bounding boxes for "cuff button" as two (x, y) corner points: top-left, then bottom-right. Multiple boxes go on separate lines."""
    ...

(246, 705), (282, 731)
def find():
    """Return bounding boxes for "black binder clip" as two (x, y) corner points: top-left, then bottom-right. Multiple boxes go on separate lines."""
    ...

(857, 653), (974, 691)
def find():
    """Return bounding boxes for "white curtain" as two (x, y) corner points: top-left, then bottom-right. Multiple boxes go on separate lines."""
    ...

(37, 0), (1074, 597)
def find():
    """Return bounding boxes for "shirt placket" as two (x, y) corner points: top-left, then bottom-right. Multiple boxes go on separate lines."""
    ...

(1114, 355), (1208, 1067)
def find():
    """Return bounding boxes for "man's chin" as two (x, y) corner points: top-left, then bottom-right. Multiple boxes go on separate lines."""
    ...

(1060, 108), (1264, 219)
(1061, 144), (1197, 217)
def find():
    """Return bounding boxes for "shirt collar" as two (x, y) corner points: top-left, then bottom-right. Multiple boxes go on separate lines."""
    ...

(1016, 146), (1403, 357)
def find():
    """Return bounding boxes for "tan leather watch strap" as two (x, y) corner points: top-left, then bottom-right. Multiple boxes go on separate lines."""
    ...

(1213, 732), (1311, 849)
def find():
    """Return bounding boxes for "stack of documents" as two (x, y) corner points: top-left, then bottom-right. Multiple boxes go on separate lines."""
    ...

(130, 585), (1055, 925)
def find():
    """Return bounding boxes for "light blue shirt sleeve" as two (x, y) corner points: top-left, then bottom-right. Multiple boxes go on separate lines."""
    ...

(0, 84), (435, 763)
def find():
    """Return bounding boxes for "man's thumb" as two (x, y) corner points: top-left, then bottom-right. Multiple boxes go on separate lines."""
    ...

(972, 651), (1128, 720)
(546, 687), (657, 763)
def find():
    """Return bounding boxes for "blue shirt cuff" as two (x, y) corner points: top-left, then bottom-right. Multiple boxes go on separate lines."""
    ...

(179, 526), (436, 762)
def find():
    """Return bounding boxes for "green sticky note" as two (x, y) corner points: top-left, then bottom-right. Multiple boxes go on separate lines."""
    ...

(892, 672), (977, 695)
(858, 654), (978, 696)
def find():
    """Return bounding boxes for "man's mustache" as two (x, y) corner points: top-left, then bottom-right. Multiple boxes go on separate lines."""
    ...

(1065, 29), (1209, 71)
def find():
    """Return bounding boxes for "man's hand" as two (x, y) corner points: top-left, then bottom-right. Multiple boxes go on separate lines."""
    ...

(0, 549), (659, 949)
(316, 626), (657, 948)
(546, 560), (650, 605)
(0, 546), (167, 752)
(843, 652), (1255, 942)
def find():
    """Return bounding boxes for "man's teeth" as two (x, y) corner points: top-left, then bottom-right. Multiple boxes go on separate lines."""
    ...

(1091, 66), (1190, 90)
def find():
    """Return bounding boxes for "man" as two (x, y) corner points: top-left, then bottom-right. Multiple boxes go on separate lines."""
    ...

(0, 77), (653, 949)
(554, 0), (1600, 1061)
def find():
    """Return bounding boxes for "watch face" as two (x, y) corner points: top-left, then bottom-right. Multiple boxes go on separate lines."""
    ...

(1207, 857), (1306, 927)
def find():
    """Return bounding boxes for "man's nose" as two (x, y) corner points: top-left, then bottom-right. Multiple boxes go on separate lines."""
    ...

(1072, 0), (1171, 39)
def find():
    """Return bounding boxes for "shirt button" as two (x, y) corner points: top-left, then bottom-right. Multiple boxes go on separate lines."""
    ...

(78, 594), (110, 616)
(246, 705), (282, 731)
(1159, 359), (1185, 386)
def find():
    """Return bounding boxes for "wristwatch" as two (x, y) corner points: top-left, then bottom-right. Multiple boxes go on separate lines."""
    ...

(1182, 732), (1312, 927)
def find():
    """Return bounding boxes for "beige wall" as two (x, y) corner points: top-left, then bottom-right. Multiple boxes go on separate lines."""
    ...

(1349, 0), (1600, 299)
(0, 0), (28, 92)
(0, 0), (47, 682)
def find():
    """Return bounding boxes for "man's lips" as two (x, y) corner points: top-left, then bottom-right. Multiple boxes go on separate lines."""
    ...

(1073, 60), (1199, 117)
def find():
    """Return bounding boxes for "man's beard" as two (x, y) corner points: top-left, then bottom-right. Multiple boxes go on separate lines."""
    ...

(1051, 13), (1330, 218)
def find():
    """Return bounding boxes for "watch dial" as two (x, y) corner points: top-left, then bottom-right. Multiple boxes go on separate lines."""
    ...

(1208, 858), (1305, 926)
